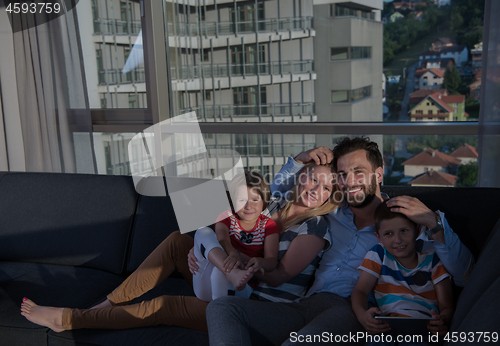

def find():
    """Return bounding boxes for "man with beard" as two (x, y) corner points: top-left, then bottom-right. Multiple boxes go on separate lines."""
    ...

(205, 137), (474, 346)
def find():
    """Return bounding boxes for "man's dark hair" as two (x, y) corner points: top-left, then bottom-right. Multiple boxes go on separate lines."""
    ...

(332, 136), (383, 172)
(374, 201), (417, 234)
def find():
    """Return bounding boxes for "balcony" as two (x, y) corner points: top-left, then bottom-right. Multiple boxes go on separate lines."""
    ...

(98, 68), (146, 85)
(171, 60), (314, 80)
(93, 19), (142, 35)
(181, 103), (315, 121)
(167, 17), (313, 36)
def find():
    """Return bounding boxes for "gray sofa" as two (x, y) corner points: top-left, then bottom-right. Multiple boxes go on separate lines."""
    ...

(0, 172), (499, 345)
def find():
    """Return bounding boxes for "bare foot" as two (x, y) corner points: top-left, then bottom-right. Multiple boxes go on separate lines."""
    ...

(20, 298), (65, 332)
(226, 267), (254, 291)
(91, 299), (112, 309)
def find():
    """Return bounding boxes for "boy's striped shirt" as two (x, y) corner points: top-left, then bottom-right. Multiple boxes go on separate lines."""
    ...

(359, 244), (450, 318)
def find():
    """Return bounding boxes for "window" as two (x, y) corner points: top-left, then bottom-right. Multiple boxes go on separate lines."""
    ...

(331, 90), (349, 103)
(202, 50), (209, 62)
(332, 86), (371, 103)
(334, 4), (374, 20)
(428, 110), (433, 114)
(331, 47), (371, 60)
(128, 94), (137, 108)
(351, 47), (371, 59)
(331, 47), (348, 60)
(351, 86), (371, 102)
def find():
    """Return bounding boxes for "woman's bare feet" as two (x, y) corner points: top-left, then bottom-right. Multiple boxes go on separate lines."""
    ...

(20, 298), (65, 333)
(90, 299), (112, 309)
(226, 267), (254, 290)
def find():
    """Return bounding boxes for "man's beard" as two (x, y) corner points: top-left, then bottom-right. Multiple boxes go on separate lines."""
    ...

(344, 175), (378, 208)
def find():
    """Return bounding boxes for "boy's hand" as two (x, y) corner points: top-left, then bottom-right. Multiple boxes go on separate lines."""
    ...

(358, 307), (391, 334)
(294, 147), (333, 165)
(245, 257), (265, 275)
(223, 252), (242, 272)
(428, 309), (449, 336)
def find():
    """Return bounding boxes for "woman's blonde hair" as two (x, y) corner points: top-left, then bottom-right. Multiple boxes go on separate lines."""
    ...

(280, 162), (339, 229)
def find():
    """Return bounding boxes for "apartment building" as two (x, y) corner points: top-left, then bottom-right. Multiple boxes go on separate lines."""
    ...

(77, 0), (382, 176)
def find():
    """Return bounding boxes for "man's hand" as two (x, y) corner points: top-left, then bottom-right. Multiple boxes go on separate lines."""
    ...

(187, 247), (199, 274)
(357, 307), (391, 334)
(428, 309), (449, 336)
(386, 196), (438, 230)
(223, 252), (242, 273)
(294, 147), (333, 165)
(244, 257), (265, 275)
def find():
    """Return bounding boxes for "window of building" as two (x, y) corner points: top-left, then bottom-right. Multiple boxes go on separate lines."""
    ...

(428, 110), (433, 114)
(351, 85), (371, 102)
(331, 90), (349, 103)
(331, 47), (348, 60)
(333, 4), (374, 20)
(331, 47), (371, 60)
(351, 47), (371, 59)
(128, 94), (137, 108)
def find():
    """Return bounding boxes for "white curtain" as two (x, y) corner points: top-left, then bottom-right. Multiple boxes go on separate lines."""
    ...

(0, 1), (96, 173)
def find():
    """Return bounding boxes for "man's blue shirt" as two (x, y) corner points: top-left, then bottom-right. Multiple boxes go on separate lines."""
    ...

(272, 157), (474, 297)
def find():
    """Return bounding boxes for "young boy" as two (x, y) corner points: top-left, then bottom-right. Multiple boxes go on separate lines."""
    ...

(351, 201), (454, 345)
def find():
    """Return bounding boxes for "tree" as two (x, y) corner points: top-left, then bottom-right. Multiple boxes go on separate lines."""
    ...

(450, 11), (464, 31)
(444, 66), (461, 95)
(457, 161), (478, 187)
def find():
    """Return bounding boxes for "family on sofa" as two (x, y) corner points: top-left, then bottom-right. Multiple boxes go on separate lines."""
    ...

(20, 136), (475, 345)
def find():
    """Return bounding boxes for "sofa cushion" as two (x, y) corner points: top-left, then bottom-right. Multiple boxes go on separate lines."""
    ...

(126, 194), (181, 274)
(0, 262), (125, 346)
(0, 172), (138, 274)
(449, 219), (500, 332)
(447, 277), (500, 342)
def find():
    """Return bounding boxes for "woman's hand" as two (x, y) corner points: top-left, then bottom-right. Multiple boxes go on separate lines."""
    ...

(223, 252), (242, 272)
(358, 307), (390, 335)
(187, 247), (199, 274)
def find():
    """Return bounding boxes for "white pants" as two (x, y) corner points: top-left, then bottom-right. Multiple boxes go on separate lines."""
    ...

(193, 227), (253, 302)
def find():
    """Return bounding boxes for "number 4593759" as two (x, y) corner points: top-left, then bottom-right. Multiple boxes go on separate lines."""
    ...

(5, 2), (62, 14)
(444, 332), (499, 343)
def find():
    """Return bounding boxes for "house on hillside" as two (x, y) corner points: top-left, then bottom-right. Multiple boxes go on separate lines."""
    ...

(472, 42), (483, 70)
(409, 89), (448, 106)
(451, 144), (479, 164)
(420, 58), (455, 70)
(402, 148), (461, 178)
(409, 92), (468, 121)
(389, 12), (405, 23)
(469, 69), (482, 102)
(408, 170), (458, 187)
(431, 38), (457, 50)
(394, 2), (426, 11)
(414, 68), (445, 90)
(431, 0), (451, 7)
(420, 45), (468, 66)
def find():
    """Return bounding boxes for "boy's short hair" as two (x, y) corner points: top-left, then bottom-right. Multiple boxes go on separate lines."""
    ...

(332, 136), (383, 172)
(374, 200), (417, 234)
(228, 170), (270, 210)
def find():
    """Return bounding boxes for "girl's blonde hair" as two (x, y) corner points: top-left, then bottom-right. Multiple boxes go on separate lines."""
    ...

(228, 170), (270, 211)
(280, 162), (338, 229)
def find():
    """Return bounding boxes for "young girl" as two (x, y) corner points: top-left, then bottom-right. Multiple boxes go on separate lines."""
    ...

(193, 170), (280, 302)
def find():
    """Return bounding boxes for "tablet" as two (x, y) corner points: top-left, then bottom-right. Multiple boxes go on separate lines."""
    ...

(374, 316), (436, 336)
